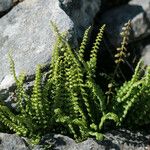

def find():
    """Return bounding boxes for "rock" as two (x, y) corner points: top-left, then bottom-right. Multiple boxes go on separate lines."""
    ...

(36, 129), (149, 150)
(104, 129), (150, 150)
(0, 0), (13, 16)
(99, 0), (150, 46)
(59, 0), (101, 37)
(33, 134), (77, 150)
(0, 133), (29, 150)
(142, 44), (150, 65)
(100, 0), (130, 12)
(0, 0), (100, 101)
(0, 129), (150, 150)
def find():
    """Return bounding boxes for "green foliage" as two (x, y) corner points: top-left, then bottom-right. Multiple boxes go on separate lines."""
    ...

(0, 54), (53, 144)
(0, 21), (150, 146)
(113, 61), (150, 126)
(50, 24), (117, 141)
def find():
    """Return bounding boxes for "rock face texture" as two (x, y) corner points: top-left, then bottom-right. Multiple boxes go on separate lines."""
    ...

(100, 0), (150, 46)
(0, 0), (101, 101)
(142, 45), (150, 65)
(100, 0), (130, 12)
(59, 0), (101, 37)
(0, 129), (150, 150)
(96, 0), (150, 65)
(0, 0), (13, 16)
(0, 133), (29, 150)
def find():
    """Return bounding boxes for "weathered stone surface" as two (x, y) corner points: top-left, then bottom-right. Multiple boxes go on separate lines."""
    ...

(0, 133), (29, 150)
(100, 0), (130, 12)
(142, 44), (150, 65)
(59, 0), (101, 37)
(1, 129), (149, 150)
(0, 0), (13, 13)
(99, 0), (150, 46)
(0, 0), (73, 100)
(0, 0), (100, 101)
(36, 130), (149, 150)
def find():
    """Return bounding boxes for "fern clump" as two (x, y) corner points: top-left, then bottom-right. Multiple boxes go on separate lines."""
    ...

(0, 24), (119, 144)
(0, 54), (53, 144)
(0, 21), (150, 146)
(49, 24), (118, 141)
(113, 62), (150, 126)
(112, 21), (150, 127)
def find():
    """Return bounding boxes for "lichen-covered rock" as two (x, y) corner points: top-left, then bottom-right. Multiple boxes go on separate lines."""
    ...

(0, 0), (100, 102)
(99, 0), (150, 46)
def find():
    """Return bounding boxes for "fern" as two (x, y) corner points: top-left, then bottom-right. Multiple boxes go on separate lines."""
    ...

(0, 105), (28, 136)
(0, 24), (118, 143)
(113, 60), (150, 126)
(50, 24), (117, 141)
(88, 24), (106, 78)
(1, 21), (150, 146)
(0, 55), (53, 144)
(122, 65), (150, 126)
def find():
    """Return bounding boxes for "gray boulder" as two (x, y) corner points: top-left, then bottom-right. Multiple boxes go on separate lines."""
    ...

(100, 0), (130, 12)
(142, 44), (150, 65)
(100, 0), (150, 46)
(34, 129), (150, 150)
(0, 129), (150, 150)
(59, 0), (101, 37)
(0, 133), (29, 150)
(0, 0), (13, 14)
(0, 0), (101, 101)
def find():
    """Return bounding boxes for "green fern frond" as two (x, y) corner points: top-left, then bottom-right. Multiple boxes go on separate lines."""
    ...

(78, 26), (91, 62)
(99, 112), (119, 130)
(88, 24), (105, 77)
(8, 53), (18, 83)
(0, 105), (28, 136)
(115, 60), (144, 103)
(123, 65), (150, 126)
(30, 65), (48, 126)
(113, 60), (149, 125)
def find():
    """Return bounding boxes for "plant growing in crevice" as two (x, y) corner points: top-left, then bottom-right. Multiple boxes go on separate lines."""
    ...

(104, 20), (132, 107)
(113, 61), (150, 126)
(111, 20), (150, 127)
(0, 20), (150, 146)
(0, 23), (119, 144)
(0, 55), (53, 144)
(49, 23), (118, 141)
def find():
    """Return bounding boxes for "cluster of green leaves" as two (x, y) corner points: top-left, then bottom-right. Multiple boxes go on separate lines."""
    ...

(113, 61), (150, 126)
(110, 20), (150, 127)
(0, 56), (53, 144)
(0, 21), (150, 145)
(50, 23), (119, 141)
